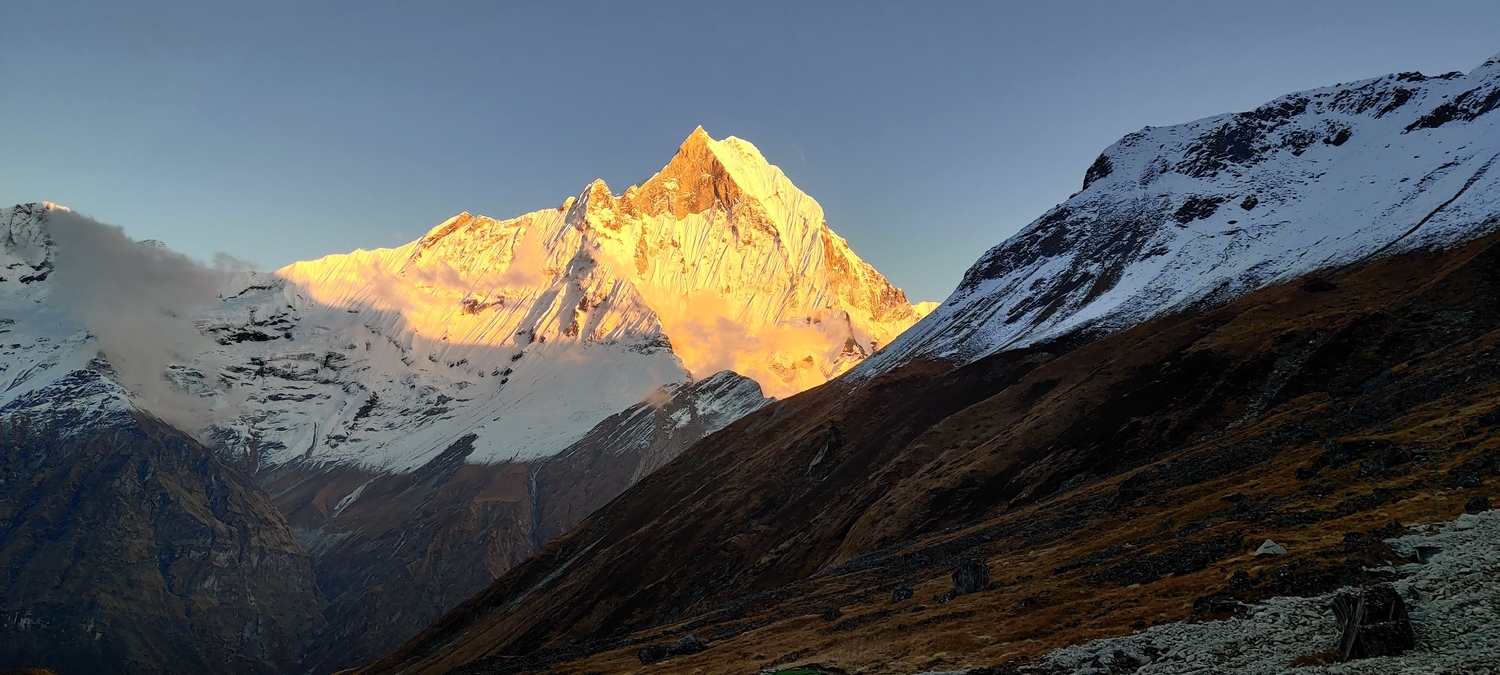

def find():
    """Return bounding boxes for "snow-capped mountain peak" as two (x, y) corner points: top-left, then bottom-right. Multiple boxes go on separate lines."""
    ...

(281, 128), (927, 402)
(865, 53), (1500, 372)
(4, 129), (928, 471)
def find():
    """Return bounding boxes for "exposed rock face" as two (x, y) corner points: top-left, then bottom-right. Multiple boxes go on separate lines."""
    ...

(0, 388), (321, 675)
(866, 54), (1500, 373)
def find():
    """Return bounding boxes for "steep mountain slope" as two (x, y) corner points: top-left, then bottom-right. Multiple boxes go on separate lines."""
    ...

(355, 56), (1500, 675)
(0, 205), (322, 674)
(867, 52), (1500, 372)
(0, 405), (324, 675)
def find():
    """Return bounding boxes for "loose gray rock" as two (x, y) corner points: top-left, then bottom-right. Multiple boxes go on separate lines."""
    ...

(1018, 510), (1500, 674)
(1253, 539), (1287, 556)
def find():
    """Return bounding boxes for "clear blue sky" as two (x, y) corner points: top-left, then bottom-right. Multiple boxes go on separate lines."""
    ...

(4, 1), (1499, 301)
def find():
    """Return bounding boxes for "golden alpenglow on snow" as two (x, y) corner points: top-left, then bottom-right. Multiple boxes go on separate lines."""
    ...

(281, 128), (932, 400)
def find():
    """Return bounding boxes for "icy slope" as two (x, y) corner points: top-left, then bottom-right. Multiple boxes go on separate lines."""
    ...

(867, 52), (1500, 371)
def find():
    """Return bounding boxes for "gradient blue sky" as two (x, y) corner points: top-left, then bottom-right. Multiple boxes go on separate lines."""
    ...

(4, 1), (1499, 301)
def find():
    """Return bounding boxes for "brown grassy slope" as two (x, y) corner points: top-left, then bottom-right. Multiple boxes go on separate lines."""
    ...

(360, 227), (1500, 675)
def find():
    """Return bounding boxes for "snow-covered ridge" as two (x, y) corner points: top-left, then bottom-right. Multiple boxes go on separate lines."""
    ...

(867, 52), (1500, 372)
(0, 204), (136, 440)
(2, 129), (926, 471)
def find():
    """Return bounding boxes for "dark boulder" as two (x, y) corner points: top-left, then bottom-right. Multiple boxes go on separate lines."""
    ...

(1332, 585), (1414, 660)
(637, 644), (668, 665)
(666, 634), (706, 657)
(891, 585), (914, 603)
(952, 558), (991, 596)
(1452, 472), (1485, 489)
(820, 604), (842, 622)
(1359, 445), (1410, 476)
(1466, 495), (1491, 514)
(1229, 569), (1253, 592)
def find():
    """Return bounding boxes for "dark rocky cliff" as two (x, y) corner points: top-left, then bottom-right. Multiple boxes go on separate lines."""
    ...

(0, 400), (322, 675)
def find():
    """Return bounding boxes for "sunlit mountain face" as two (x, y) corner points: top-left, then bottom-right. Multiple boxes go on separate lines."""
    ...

(195, 127), (930, 471)
(281, 127), (928, 400)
